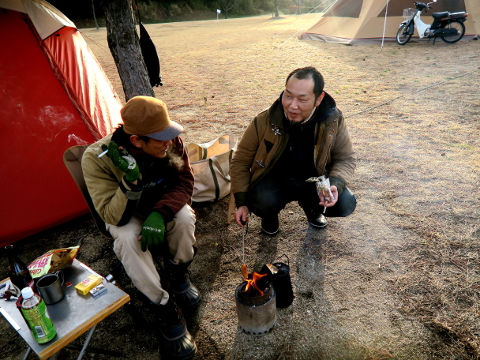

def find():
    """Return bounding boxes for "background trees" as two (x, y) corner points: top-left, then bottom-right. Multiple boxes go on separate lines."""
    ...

(47, 0), (335, 27)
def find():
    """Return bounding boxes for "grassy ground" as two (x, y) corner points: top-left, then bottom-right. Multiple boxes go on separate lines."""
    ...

(1, 13), (479, 360)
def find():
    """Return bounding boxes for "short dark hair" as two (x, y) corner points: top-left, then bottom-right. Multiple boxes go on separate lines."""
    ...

(112, 125), (150, 149)
(285, 66), (324, 99)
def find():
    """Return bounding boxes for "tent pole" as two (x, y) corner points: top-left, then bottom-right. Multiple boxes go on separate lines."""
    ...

(381, 0), (389, 50)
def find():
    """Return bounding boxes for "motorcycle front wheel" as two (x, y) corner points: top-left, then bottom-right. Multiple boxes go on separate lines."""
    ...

(441, 20), (465, 43)
(396, 24), (412, 45)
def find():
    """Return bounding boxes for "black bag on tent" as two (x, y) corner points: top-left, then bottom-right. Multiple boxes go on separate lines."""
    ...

(136, 1), (163, 87)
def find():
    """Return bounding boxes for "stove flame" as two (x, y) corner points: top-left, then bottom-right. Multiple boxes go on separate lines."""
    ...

(244, 271), (268, 297)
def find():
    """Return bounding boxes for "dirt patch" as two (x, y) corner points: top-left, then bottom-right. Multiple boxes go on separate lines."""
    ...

(1, 14), (479, 360)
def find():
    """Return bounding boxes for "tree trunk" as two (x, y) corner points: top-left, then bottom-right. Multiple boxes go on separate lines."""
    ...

(103, 0), (154, 102)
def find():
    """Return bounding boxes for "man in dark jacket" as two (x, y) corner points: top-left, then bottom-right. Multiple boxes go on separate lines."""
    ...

(231, 66), (356, 234)
(82, 96), (198, 359)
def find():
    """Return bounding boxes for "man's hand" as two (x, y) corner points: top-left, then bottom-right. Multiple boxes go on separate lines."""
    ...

(140, 212), (165, 252)
(319, 185), (338, 207)
(234, 206), (250, 227)
(102, 141), (140, 183)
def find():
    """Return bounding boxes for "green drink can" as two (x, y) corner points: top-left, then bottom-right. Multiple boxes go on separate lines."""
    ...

(20, 287), (57, 344)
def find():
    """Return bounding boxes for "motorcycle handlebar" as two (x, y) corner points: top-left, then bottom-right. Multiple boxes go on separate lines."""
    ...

(413, 2), (434, 10)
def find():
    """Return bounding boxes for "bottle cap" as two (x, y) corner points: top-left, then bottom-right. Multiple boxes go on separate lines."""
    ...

(21, 286), (34, 299)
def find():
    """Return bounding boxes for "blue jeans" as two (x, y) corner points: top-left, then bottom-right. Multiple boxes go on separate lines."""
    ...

(247, 175), (356, 219)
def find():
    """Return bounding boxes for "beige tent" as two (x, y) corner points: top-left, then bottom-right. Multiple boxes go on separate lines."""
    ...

(301, 0), (480, 44)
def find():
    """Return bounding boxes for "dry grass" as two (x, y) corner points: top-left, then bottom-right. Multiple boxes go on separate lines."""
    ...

(1, 13), (479, 360)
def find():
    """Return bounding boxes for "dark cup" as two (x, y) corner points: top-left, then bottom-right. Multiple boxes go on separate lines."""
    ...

(36, 271), (65, 305)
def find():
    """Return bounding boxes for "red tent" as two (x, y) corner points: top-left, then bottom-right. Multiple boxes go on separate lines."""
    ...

(0, 0), (122, 246)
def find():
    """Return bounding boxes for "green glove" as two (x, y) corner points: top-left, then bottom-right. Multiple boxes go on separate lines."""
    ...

(140, 212), (165, 252)
(101, 141), (140, 182)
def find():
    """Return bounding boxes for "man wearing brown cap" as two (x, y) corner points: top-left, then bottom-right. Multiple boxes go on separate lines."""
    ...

(82, 96), (198, 359)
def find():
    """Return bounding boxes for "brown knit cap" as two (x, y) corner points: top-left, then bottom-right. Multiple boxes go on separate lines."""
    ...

(121, 96), (183, 140)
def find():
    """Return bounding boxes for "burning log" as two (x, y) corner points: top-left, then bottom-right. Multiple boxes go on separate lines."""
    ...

(241, 264), (274, 297)
(244, 272), (269, 297)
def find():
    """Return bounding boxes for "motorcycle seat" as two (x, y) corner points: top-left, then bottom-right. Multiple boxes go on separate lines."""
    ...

(449, 12), (467, 18)
(432, 11), (449, 18)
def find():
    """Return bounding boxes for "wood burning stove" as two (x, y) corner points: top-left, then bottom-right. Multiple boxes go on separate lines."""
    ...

(235, 281), (276, 335)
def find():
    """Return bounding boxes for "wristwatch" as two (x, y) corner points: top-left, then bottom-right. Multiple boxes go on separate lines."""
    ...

(125, 190), (142, 200)
(120, 179), (142, 200)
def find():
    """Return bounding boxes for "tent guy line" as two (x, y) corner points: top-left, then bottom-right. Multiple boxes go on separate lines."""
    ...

(272, 0), (333, 42)
(344, 68), (478, 119)
(79, 31), (112, 56)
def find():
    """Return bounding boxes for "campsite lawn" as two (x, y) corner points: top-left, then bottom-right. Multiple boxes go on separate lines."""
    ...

(1, 14), (479, 360)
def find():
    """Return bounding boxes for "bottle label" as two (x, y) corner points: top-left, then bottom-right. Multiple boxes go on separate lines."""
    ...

(21, 300), (56, 344)
(34, 325), (46, 338)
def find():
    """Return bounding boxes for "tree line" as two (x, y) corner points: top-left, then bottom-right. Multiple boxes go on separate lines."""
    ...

(48, 0), (334, 25)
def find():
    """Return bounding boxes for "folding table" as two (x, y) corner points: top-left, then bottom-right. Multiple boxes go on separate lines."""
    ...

(0, 259), (130, 359)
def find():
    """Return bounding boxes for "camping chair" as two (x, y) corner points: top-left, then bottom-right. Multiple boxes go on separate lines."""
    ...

(63, 145), (112, 239)
(64, 146), (148, 307)
(63, 146), (150, 331)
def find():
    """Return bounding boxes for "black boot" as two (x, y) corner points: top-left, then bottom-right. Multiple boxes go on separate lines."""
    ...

(152, 296), (197, 360)
(164, 260), (201, 310)
(299, 202), (328, 228)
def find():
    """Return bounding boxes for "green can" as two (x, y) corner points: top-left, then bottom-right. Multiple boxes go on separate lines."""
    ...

(20, 287), (56, 344)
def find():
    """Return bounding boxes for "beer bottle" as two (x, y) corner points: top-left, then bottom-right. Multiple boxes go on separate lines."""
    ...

(5, 244), (34, 290)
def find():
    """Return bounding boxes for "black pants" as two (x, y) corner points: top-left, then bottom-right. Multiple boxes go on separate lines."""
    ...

(247, 175), (356, 219)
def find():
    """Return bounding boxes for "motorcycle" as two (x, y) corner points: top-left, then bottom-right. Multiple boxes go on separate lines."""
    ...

(396, 0), (468, 45)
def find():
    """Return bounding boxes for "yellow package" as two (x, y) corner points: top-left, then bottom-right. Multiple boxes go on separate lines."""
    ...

(75, 274), (103, 295)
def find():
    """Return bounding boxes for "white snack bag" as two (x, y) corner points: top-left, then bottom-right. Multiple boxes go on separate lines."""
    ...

(306, 176), (334, 213)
